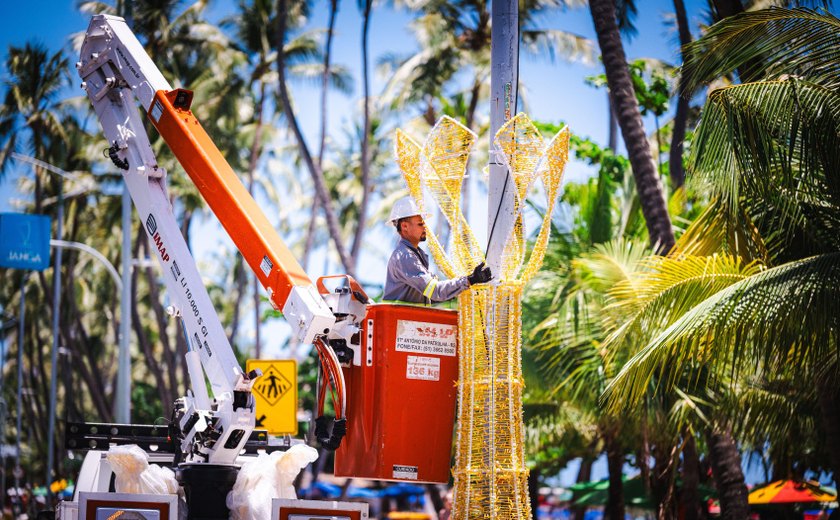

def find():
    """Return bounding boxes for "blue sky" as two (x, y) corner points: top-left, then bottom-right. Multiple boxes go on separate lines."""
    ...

(0, 0), (709, 212)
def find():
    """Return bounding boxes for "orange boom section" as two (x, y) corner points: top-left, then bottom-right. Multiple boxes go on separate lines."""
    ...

(147, 88), (312, 310)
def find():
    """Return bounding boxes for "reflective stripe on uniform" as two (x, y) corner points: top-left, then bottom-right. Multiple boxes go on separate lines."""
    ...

(423, 279), (438, 299)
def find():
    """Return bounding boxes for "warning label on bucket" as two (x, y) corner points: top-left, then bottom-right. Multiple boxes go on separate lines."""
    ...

(395, 320), (457, 356)
(406, 355), (441, 381)
(393, 465), (419, 480)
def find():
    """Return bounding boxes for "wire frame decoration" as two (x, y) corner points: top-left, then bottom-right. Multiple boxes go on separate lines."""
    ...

(394, 114), (570, 520)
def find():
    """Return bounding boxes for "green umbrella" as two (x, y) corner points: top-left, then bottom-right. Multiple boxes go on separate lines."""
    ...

(571, 476), (654, 510)
(570, 475), (717, 510)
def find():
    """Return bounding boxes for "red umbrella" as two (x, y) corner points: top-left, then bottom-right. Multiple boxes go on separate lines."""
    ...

(749, 480), (836, 504)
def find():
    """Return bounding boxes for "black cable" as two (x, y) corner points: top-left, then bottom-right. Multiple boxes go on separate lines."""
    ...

(107, 142), (130, 171)
(485, 164), (512, 257)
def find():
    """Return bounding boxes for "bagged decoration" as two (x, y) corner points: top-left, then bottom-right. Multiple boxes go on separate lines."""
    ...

(227, 444), (319, 520)
(106, 445), (180, 495)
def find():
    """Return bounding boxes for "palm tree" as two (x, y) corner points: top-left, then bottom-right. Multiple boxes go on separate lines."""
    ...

(602, 6), (840, 495)
(531, 238), (656, 520)
(226, 0), (351, 355)
(588, 0), (675, 253)
(668, 0), (692, 189)
(0, 42), (68, 211)
(276, 0), (356, 275)
(353, 0), (373, 264)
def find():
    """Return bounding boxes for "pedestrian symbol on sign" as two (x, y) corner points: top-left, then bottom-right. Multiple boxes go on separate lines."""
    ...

(246, 359), (298, 435)
(253, 365), (292, 406)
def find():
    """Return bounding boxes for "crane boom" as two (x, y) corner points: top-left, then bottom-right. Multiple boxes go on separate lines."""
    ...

(77, 13), (336, 464)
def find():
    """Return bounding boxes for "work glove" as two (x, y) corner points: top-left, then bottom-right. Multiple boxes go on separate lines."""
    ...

(467, 262), (492, 285)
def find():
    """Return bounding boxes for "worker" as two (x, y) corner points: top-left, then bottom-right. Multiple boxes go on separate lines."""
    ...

(384, 196), (492, 304)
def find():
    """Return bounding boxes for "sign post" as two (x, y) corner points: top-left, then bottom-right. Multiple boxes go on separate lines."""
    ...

(0, 212), (51, 509)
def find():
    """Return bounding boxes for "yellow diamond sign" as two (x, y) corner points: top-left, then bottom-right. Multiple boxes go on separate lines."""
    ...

(246, 359), (298, 436)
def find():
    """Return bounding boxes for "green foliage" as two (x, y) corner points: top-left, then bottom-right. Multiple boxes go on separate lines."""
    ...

(131, 381), (167, 425)
(689, 78), (840, 261)
(681, 8), (840, 95)
(585, 59), (671, 118)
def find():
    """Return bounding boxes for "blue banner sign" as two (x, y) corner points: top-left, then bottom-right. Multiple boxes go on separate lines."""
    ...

(0, 213), (51, 271)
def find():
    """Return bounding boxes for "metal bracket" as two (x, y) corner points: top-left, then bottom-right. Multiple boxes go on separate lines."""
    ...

(64, 422), (283, 455)
(366, 319), (374, 366)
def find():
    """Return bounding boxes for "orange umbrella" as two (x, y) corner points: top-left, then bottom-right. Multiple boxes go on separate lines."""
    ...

(749, 480), (836, 504)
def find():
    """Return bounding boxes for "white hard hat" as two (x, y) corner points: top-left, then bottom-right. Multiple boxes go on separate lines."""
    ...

(389, 196), (423, 224)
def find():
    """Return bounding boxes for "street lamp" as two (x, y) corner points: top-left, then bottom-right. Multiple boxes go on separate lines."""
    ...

(10, 153), (133, 501)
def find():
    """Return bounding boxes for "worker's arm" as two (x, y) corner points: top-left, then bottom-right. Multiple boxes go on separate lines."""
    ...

(388, 248), (470, 302)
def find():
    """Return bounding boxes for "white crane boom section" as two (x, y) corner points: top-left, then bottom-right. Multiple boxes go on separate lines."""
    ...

(77, 14), (336, 463)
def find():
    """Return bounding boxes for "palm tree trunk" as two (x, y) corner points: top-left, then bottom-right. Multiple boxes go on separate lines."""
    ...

(669, 0), (692, 189)
(230, 256), (245, 347)
(350, 0), (373, 264)
(276, 0), (355, 275)
(70, 313), (112, 421)
(34, 326), (49, 443)
(427, 484), (444, 516)
(588, 0), (675, 253)
(319, 0), (338, 167)
(639, 420), (651, 495)
(302, 200), (319, 271)
(607, 92), (618, 152)
(247, 81), (267, 358)
(572, 457), (594, 520)
(142, 236), (178, 404)
(681, 432), (701, 520)
(705, 426), (748, 520)
(529, 467), (541, 520)
(605, 433), (625, 520)
(710, 0), (743, 21)
(305, 0), (337, 279)
(817, 374), (840, 493)
(652, 442), (678, 520)
(132, 235), (172, 408)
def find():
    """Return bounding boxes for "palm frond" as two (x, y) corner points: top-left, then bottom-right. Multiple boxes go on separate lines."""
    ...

(520, 30), (597, 66)
(572, 238), (649, 294)
(604, 252), (840, 411)
(682, 8), (840, 94)
(689, 78), (840, 256)
(604, 254), (764, 352)
(286, 63), (354, 94)
(673, 202), (769, 262)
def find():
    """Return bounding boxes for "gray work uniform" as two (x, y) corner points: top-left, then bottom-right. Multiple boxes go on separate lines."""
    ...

(383, 238), (470, 304)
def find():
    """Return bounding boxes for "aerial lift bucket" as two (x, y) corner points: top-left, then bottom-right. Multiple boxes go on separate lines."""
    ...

(335, 303), (459, 484)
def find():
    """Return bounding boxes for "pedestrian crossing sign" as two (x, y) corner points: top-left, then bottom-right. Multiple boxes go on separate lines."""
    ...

(246, 359), (298, 436)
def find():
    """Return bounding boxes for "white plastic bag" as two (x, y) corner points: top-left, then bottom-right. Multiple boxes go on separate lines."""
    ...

(227, 444), (319, 520)
(106, 445), (180, 495)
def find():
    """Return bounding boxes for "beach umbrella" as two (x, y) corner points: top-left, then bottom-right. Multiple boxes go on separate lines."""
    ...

(571, 476), (653, 510)
(749, 480), (836, 504)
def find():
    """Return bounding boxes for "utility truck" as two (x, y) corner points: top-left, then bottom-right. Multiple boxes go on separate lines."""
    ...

(60, 13), (461, 520)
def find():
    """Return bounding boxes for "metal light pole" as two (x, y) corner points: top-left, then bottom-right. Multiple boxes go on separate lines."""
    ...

(15, 274), (26, 517)
(12, 153), (133, 422)
(117, 0), (134, 426)
(0, 314), (9, 509)
(117, 186), (132, 423)
(11, 152), (133, 498)
(46, 176), (63, 502)
(486, 0), (520, 278)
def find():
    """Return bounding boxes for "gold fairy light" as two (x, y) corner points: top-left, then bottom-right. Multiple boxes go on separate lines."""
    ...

(394, 114), (570, 520)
